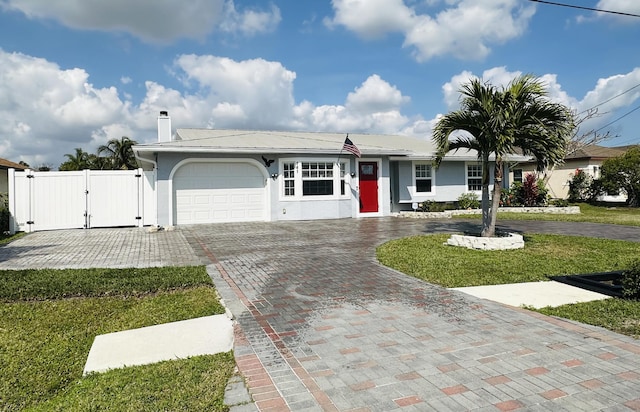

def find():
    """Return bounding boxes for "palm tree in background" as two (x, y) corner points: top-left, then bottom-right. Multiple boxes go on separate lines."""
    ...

(59, 148), (91, 171)
(433, 74), (574, 237)
(97, 136), (138, 170)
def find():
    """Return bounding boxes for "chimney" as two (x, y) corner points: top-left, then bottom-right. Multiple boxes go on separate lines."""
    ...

(158, 111), (171, 142)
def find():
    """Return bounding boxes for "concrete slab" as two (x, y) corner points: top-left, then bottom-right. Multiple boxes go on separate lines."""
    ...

(451, 280), (611, 309)
(83, 315), (233, 375)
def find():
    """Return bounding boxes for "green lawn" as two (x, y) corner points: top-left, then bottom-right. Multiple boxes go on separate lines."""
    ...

(377, 234), (640, 288)
(480, 203), (640, 226)
(0, 266), (236, 412)
(536, 299), (640, 339)
(377, 230), (640, 340)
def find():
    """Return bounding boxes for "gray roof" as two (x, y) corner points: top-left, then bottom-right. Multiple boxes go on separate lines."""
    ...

(134, 128), (528, 161)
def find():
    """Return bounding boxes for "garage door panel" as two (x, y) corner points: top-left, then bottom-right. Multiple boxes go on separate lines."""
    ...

(174, 162), (267, 224)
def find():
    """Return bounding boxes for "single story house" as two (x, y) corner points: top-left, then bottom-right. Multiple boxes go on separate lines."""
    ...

(1, 158), (27, 194)
(133, 112), (527, 227)
(509, 144), (631, 201)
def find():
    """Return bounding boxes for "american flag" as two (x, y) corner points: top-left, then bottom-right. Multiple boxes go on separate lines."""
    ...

(342, 136), (361, 157)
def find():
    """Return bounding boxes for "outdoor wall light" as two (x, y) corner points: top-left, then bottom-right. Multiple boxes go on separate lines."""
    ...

(350, 172), (356, 177)
(271, 173), (279, 179)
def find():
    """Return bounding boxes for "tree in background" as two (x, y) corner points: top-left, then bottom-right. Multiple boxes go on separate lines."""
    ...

(598, 146), (640, 207)
(433, 75), (574, 237)
(98, 137), (138, 170)
(58, 137), (138, 171)
(59, 148), (91, 171)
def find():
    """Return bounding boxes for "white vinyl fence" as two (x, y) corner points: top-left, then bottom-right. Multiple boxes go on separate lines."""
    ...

(8, 168), (156, 233)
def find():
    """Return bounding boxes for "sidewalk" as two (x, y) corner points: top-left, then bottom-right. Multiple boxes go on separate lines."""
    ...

(452, 280), (611, 309)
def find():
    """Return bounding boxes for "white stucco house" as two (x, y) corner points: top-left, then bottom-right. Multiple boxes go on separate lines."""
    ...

(133, 112), (527, 227)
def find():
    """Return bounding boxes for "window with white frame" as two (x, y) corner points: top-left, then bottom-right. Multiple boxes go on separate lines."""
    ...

(283, 162), (295, 196)
(414, 163), (433, 193)
(513, 169), (523, 183)
(281, 160), (349, 199)
(467, 164), (483, 191)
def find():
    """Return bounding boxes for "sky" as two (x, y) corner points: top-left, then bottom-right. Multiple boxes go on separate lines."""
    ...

(0, 0), (639, 169)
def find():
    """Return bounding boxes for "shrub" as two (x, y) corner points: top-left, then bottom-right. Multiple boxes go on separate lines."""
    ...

(515, 174), (548, 206)
(503, 182), (523, 206)
(622, 259), (640, 300)
(549, 198), (569, 207)
(457, 192), (480, 209)
(0, 193), (9, 233)
(568, 169), (592, 203)
(417, 201), (446, 212)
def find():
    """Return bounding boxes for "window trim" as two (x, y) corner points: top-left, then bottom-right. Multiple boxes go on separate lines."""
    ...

(513, 168), (523, 183)
(279, 158), (351, 201)
(466, 163), (483, 193)
(411, 161), (435, 196)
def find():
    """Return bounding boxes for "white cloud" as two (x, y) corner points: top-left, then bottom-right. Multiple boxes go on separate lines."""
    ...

(0, 0), (280, 42)
(345, 74), (410, 113)
(437, 66), (640, 142)
(1, 47), (638, 168)
(324, 0), (414, 39)
(173, 54), (297, 128)
(326, 0), (536, 61)
(0, 50), (128, 166)
(219, 1), (281, 36)
(596, 1), (640, 18)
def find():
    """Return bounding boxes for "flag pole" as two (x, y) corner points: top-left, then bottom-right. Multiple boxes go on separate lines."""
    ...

(336, 133), (348, 166)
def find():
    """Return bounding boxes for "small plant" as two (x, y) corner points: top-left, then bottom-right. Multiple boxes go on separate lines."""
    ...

(622, 259), (640, 300)
(522, 174), (539, 206)
(549, 198), (569, 207)
(457, 192), (480, 209)
(503, 182), (524, 206)
(417, 201), (446, 212)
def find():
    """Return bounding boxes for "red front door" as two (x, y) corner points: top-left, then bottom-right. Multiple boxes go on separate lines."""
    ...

(359, 162), (378, 213)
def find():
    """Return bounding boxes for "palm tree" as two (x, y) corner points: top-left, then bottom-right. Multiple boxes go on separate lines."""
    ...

(59, 147), (90, 171)
(433, 75), (574, 237)
(97, 136), (138, 170)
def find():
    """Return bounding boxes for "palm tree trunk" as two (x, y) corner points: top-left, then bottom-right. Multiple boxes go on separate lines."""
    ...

(480, 155), (491, 237)
(487, 160), (504, 237)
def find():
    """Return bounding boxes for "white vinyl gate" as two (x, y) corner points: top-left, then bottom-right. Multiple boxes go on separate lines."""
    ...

(8, 168), (155, 233)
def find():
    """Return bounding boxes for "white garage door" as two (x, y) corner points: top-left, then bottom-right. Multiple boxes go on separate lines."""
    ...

(173, 162), (267, 224)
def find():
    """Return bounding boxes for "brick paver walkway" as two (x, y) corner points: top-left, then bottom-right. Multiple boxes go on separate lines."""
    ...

(0, 227), (201, 269)
(183, 218), (640, 411)
(2, 218), (640, 411)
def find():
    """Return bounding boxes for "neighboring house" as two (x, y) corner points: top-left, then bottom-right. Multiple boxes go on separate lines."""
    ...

(0, 158), (27, 194)
(133, 112), (528, 227)
(509, 144), (629, 201)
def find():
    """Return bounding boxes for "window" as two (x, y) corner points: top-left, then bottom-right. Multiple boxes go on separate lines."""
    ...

(281, 159), (349, 199)
(283, 162), (295, 196)
(467, 164), (482, 191)
(339, 162), (346, 195)
(302, 162), (334, 196)
(513, 169), (523, 183)
(414, 164), (433, 193)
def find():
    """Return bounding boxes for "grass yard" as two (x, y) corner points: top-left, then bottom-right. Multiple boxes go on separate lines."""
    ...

(535, 299), (640, 339)
(476, 203), (640, 226)
(0, 266), (236, 412)
(378, 231), (640, 339)
(377, 233), (640, 288)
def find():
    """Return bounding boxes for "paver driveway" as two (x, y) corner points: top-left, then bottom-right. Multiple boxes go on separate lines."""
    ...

(2, 218), (640, 411)
(182, 218), (640, 411)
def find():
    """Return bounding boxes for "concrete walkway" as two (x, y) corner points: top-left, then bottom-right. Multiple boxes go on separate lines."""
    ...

(3, 219), (640, 411)
(453, 281), (611, 309)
